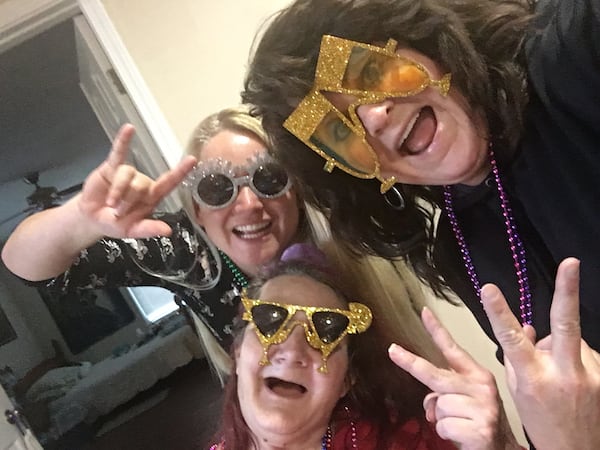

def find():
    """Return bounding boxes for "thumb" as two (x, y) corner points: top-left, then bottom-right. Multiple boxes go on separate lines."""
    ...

(127, 219), (173, 238)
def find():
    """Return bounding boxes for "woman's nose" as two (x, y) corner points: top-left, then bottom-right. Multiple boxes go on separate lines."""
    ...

(234, 185), (263, 210)
(356, 98), (393, 137)
(270, 324), (310, 367)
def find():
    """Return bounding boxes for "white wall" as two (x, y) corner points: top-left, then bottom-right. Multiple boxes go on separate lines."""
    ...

(100, 0), (291, 155)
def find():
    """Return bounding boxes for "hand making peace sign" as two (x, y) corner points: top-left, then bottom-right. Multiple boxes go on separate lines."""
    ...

(389, 307), (521, 450)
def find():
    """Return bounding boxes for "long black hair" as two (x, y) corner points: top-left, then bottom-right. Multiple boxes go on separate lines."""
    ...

(243, 0), (535, 296)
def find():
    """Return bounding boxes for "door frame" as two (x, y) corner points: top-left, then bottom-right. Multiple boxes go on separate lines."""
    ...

(0, 0), (180, 168)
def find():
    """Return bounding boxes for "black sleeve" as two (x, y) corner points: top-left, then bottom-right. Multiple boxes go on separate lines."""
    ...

(526, 0), (600, 128)
(29, 210), (198, 297)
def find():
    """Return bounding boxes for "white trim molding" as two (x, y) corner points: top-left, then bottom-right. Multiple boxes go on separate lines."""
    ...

(1, 0), (180, 168)
(0, 0), (78, 52)
(78, 0), (182, 168)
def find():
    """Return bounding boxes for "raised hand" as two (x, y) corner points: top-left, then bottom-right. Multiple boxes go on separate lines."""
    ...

(481, 258), (600, 450)
(1, 123), (197, 281)
(388, 307), (520, 450)
(78, 123), (197, 239)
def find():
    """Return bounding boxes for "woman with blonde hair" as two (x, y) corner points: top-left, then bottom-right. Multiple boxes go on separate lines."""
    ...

(1, 106), (305, 381)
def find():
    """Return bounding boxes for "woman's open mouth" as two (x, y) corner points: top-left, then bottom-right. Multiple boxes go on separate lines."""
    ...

(397, 106), (437, 155)
(233, 221), (271, 239)
(265, 377), (307, 398)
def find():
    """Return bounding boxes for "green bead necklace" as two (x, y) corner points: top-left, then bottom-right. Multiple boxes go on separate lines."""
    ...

(218, 250), (249, 288)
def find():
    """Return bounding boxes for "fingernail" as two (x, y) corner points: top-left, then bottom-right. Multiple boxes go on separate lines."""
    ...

(480, 286), (489, 302)
(388, 343), (402, 356)
(480, 284), (494, 302)
(565, 258), (580, 277)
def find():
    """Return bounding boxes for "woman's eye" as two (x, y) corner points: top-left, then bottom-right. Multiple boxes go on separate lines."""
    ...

(331, 119), (351, 142)
(361, 59), (382, 89)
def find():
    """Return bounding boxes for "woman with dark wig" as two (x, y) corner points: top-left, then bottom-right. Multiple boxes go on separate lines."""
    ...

(211, 244), (522, 449)
(242, 0), (600, 448)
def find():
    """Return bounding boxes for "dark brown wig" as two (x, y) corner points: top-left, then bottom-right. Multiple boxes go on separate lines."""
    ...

(242, 0), (535, 296)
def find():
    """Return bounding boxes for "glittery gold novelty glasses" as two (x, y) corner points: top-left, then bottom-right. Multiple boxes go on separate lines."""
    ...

(241, 290), (372, 373)
(283, 35), (451, 193)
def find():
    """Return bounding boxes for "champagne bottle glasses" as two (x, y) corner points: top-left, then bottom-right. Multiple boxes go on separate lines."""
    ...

(123, 215), (221, 291)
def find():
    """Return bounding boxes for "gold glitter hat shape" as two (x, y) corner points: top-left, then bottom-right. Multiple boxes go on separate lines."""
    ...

(284, 35), (451, 194)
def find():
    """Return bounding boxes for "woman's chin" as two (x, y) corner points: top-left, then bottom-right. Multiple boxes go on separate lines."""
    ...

(249, 415), (314, 446)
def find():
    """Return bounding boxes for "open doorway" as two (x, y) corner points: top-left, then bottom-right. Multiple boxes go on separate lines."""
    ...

(0, 17), (110, 242)
(0, 7), (219, 449)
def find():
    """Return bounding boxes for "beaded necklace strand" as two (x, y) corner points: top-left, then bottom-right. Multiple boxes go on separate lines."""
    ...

(321, 417), (358, 449)
(442, 147), (533, 325)
(218, 249), (249, 288)
(211, 418), (357, 450)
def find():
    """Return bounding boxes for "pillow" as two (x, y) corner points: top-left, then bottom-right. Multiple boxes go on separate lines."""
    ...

(25, 366), (82, 403)
(26, 383), (73, 403)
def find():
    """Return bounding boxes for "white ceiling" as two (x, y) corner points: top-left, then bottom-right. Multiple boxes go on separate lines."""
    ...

(0, 18), (110, 242)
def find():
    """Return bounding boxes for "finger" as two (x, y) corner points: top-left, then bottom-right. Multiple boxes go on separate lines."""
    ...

(106, 124), (136, 168)
(423, 392), (439, 423)
(522, 324), (536, 344)
(150, 155), (198, 202)
(435, 417), (484, 447)
(106, 165), (137, 207)
(579, 339), (600, 368)
(113, 172), (156, 217)
(388, 343), (463, 393)
(127, 218), (173, 238)
(534, 334), (552, 351)
(434, 392), (482, 421)
(98, 124), (136, 184)
(502, 354), (518, 390)
(550, 258), (582, 370)
(481, 283), (535, 369)
(421, 307), (480, 374)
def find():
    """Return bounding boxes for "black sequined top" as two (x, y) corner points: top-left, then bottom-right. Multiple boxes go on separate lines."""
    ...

(28, 210), (243, 350)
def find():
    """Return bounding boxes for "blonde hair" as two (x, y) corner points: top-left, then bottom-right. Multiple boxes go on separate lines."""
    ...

(179, 105), (270, 223)
(308, 205), (445, 366)
(179, 105), (282, 384)
(180, 106), (270, 383)
(321, 241), (446, 368)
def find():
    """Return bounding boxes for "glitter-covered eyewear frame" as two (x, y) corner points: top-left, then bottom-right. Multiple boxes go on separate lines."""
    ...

(184, 153), (292, 209)
(284, 35), (451, 193)
(241, 290), (372, 373)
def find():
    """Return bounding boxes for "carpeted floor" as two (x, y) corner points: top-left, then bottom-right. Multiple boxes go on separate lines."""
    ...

(94, 388), (170, 438)
(80, 358), (223, 450)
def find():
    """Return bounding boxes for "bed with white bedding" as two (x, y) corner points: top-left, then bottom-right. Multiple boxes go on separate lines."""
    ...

(25, 324), (203, 438)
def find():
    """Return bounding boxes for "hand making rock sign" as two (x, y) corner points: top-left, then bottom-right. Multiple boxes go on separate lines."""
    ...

(480, 258), (600, 450)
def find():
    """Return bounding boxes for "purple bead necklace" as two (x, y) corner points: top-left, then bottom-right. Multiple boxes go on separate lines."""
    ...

(442, 147), (533, 325)
(321, 406), (358, 449)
